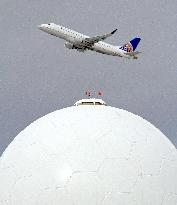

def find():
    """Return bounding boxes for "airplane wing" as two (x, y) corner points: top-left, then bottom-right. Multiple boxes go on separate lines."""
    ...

(81, 29), (117, 47)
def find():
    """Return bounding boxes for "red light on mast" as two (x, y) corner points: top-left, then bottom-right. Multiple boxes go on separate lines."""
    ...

(98, 91), (102, 96)
(85, 91), (103, 97)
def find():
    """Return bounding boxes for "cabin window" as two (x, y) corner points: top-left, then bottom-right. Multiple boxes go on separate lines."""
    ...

(81, 102), (94, 105)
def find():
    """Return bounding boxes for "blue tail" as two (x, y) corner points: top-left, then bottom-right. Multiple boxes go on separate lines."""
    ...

(120, 37), (141, 52)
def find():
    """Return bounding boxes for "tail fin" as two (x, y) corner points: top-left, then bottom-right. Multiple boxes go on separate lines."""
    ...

(120, 37), (141, 53)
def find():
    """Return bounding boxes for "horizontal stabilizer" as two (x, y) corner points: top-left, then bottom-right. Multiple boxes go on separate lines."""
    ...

(125, 51), (141, 56)
(125, 51), (141, 59)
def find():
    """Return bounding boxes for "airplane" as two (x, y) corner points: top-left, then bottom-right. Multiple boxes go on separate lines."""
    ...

(38, 23), (141, 59)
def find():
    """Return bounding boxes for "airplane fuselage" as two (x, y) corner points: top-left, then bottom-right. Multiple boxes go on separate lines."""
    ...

(38, 23), (131, 58)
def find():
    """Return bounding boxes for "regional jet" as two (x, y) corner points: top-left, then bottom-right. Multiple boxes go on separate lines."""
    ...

(38, 23), (141, 59)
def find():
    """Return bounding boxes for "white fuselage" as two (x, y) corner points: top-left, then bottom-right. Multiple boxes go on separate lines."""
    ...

(38, 23), (130, 58)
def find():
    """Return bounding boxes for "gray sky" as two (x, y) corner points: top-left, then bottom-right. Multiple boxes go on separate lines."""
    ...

(0, 0), (176, 155)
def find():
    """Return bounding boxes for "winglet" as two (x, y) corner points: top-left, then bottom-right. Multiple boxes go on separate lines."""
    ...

(111, 29), (117, 35)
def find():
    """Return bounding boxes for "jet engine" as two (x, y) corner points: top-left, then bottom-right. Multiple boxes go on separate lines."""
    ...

(64, 42), (74, 49)
(64, 42), (85, 52)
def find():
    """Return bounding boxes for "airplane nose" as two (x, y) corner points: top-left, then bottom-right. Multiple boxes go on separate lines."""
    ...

(38, 24), (47, 30)
(38, 24), (43, 30)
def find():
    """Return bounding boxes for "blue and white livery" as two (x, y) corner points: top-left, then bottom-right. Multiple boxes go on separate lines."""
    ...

(38, 23), (141, 59)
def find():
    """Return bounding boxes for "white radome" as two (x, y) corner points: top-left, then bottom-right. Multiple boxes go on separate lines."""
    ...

(0, 102), (177, 205)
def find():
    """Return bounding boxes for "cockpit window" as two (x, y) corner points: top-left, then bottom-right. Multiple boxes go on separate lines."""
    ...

(95, 102), (102, 105)
(48, 23), (50, 25)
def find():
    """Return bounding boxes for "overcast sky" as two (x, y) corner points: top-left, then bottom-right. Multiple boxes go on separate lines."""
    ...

(0, 0), (176, 155)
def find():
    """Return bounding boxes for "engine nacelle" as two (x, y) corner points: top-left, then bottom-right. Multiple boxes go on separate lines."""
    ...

(64, 42), (74, 49)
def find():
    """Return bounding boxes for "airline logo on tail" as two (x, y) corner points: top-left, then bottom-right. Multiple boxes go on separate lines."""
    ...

(120, 37), (141, 53)
(120, 43), (133, 53)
